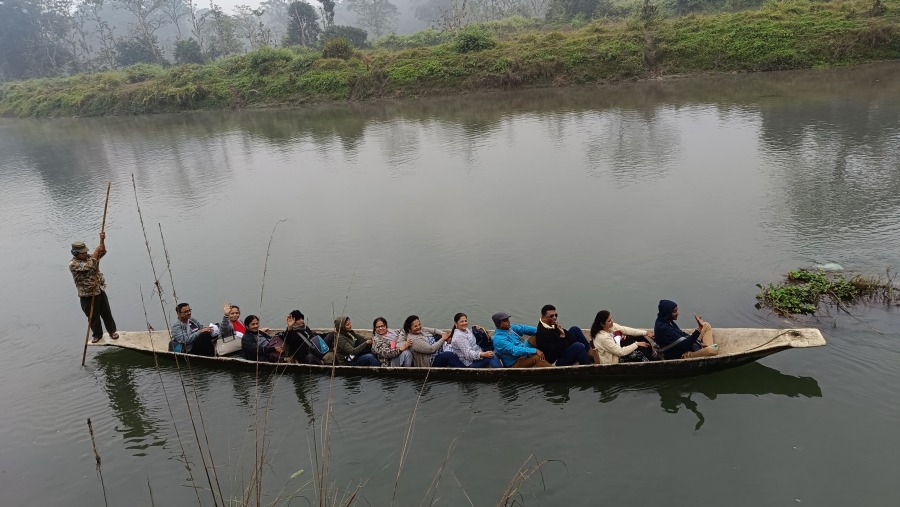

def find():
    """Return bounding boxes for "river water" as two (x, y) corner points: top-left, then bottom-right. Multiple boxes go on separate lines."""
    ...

(1, 62), (898, 506)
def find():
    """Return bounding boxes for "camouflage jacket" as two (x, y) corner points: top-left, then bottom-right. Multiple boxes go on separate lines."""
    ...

(69, 257), (106, 297)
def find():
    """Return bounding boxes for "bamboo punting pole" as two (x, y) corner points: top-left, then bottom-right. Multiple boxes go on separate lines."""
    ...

(81, 182), (112, 366)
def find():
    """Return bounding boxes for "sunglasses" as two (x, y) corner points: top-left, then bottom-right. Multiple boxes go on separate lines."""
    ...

(547, 313), (558, 318)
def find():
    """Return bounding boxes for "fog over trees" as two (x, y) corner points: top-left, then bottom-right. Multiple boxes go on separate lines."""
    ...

(0, 0), (767, 81)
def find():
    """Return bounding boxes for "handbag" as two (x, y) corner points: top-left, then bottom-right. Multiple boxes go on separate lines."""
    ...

(619, 335), (657, 362)
(215, 332), (242, 357)
(168, 339), (183, 353)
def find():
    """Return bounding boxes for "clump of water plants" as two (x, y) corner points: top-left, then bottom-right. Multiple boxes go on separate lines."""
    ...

(756, 268), (898, 316)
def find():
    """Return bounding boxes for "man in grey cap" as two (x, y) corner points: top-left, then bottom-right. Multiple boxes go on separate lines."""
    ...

(69, 232), (117, 343)
(491, 312), (551, 368)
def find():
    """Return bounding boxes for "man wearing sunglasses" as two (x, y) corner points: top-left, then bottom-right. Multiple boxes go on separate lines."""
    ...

(533, 304), (594, 366)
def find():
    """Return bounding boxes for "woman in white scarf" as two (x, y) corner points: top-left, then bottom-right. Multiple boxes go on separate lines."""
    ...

(589, 310), (654, 364)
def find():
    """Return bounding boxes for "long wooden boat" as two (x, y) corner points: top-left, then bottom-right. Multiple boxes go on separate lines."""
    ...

(88, 327), (825, 381)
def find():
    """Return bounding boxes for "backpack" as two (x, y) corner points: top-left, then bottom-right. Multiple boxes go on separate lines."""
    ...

(473, 326), (493, 351)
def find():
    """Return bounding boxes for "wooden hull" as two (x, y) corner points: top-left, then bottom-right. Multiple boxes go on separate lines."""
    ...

(87, 327), (825, 381)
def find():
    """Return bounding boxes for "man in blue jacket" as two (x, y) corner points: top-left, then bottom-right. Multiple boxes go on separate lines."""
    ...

(171, 302), (216, 356)
(491, 312), (552, 368)
(653, 300), (718, 360)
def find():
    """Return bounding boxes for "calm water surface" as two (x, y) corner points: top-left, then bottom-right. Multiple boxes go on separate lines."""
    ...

(1, 63), (899, 506)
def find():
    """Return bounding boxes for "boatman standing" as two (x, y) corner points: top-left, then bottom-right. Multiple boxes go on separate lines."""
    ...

(69, 232), (118, 343)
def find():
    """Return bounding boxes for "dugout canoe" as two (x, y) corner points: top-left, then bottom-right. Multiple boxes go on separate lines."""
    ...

(86, 327), (825, 381)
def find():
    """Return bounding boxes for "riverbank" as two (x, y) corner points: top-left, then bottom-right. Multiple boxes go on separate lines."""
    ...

(1, 0), (897, 118)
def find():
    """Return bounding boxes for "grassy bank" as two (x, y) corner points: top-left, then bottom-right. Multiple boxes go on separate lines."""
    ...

(1, 0), (897, 118)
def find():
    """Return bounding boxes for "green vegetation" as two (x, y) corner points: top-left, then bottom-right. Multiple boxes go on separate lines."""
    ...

(756, 268), (898, 316)
(453, 26), (499, 53)
(322, 38), (355, 60)
(1, 0), (898, 118)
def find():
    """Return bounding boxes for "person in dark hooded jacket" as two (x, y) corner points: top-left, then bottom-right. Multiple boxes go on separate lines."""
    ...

(283, 310), (324, 365)
(653, 299), (718, 360)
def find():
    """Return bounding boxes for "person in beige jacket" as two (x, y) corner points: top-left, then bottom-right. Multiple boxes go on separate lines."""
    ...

(589, 310), (655, 364)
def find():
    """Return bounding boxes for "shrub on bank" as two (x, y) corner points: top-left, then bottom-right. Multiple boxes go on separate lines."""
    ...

(124, 64), (166, 84)
(247, 47), (296, 74)
(291, 49), (321, 73)
(454, 26), (498, 53)
(322, 37), (354, 60)
(373, 29), (453, 50)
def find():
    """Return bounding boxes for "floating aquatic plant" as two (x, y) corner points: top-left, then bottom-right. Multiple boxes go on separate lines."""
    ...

(756, 268), (897, 316)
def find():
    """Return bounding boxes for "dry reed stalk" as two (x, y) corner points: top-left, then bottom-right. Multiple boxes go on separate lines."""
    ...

(148, 476), (156, 507)
(828, 289), (886, 335)
(391, 367), (432, 506)
(81, 181), (111, 366)
(420, 438), (459, 507)
(315, 269), (360, 506)
(259, 219), (287, 308)
(159, 223), (226, 503)
(256, 362), (298, 505)
(451, 472), (476, 507)
(87, 417), (110, 507)
(131, 173), (221, 506)
(495, 456), (561, 507)
(139, 287), (204, 505)
(159, 223), (178, 305)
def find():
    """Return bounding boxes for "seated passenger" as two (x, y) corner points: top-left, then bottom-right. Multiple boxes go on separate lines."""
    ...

(448, 313), (499, 368)
(589, 310), (655, 364)
(403, 315), (464, 368)
(491, 312), (552, 368)
(371, 317), (412, 367)
(534, 304), (593, 366)
(171, 302), (216, 356)
(241, 315), (284, 362)
(654, 300), (718, 360)
(220, 302), (246, 339)
(332, 316), (380, 366)
(283, 310), (324, 365)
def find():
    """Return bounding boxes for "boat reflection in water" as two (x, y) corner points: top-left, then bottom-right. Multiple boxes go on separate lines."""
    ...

(95, 350), (168, 456)
(577, 362), (822, 430)
(653, 362), (821, 429)
(96, 345), (820, 449)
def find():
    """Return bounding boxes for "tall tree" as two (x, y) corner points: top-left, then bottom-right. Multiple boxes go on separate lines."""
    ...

(160, 0), (188, 39)
(36, 0), (77, 74)
(173, 36), (205, 63)
(0, 0), (44, 79)
(347, 0), (398, 38)
(259, 0), (290, 44)
(116, 30), (163, 65)
(83, 0), (119, 70)
(283, 1), (320, 47)
(316, 0), (334, 27)
(234, 4), (272, 48)
(114, 0), (166, 63)
(205, 3), (242, 57)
